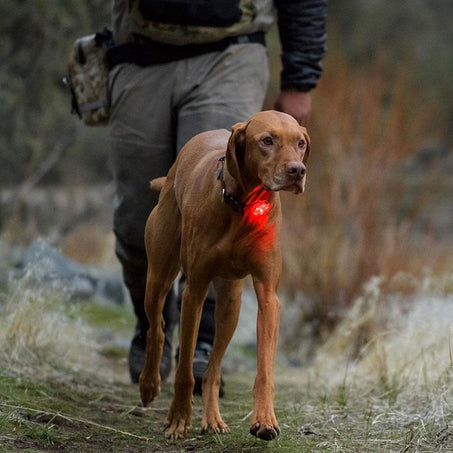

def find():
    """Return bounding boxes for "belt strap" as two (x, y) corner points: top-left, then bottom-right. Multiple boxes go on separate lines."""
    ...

(106, 31), (265, 70)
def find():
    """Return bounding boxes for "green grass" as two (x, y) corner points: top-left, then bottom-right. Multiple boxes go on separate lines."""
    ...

(66, 300), (136, 333)
(67, 300), (135, 361)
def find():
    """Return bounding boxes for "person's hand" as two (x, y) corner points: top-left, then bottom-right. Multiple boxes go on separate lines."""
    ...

(274, 90), (312, 126)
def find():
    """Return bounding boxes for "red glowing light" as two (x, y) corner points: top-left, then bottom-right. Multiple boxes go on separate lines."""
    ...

(251, 201), (271, 218)
(240, 187), (275, 252)
(242, 187), (272, 230)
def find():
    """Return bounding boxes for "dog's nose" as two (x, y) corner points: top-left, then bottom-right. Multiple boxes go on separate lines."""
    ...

(286, 162), (306, 178)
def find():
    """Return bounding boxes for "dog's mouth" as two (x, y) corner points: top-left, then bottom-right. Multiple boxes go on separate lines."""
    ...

(264, 176), (305, 194)
(288, 183), (304, 194)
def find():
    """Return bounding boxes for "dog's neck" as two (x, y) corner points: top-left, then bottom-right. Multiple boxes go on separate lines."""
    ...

(216, 156), (273, 216)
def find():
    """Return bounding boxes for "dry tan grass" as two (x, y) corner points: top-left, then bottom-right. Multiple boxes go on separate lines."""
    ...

(279, 50), (453, 348)
(313, 274), (453, 389)
(61, 222), (118, 268)
(0, 269), (128, 384)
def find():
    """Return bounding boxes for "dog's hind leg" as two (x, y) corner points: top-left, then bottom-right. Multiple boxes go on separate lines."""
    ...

(165, 271), (210, 439)
(139, 187), (181, 407)
(201, 277), (242, 434)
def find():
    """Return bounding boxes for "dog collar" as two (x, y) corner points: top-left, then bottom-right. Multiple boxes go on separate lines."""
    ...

(217, 156), (245, 214)
(216, 156), (272, 218)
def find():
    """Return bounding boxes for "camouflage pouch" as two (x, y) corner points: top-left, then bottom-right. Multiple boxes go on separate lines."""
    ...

(63, 29), (114, 126)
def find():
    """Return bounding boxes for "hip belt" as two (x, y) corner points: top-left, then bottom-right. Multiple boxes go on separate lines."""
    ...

(106, 31), (265, 70)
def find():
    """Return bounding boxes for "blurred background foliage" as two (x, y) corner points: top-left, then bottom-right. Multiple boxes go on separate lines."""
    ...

(1, 0), (452, 352)
(1, 0), (452, 185)
(0, 0), (111, 186)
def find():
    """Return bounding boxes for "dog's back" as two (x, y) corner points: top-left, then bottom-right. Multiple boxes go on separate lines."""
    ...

(173, 129), (230, 202)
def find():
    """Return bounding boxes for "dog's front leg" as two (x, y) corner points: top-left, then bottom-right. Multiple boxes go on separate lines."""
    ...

(250, 278), (281, 441)
(166, 280), (208, 439)
(201, 277), (242, 434)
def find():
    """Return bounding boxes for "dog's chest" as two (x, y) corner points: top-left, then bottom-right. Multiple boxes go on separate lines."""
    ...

(211, 225), (276, 279)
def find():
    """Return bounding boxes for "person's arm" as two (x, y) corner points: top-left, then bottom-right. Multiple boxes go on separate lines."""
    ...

(274, 0), (327, 124)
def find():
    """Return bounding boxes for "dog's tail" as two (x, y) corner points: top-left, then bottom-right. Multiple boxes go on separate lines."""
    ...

(150, 177), (166, 192)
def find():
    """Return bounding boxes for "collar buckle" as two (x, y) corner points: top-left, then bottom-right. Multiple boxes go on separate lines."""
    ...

(216, 156), (225, 180)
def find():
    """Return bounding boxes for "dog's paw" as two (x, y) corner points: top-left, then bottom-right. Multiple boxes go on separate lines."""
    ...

(250, 422), (280, 441)
(165, 401), (193, 439)
(201, 417), (230, 435)
(139, 373), (160, 407)
(165, 417), (192, 440)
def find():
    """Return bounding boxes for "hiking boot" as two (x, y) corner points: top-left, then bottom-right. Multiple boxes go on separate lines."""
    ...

(128, 326), (172, 384)
(176, 342), (225, 397)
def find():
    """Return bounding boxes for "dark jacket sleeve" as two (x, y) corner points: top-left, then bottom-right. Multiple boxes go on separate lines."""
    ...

(275, 0), (327, 91)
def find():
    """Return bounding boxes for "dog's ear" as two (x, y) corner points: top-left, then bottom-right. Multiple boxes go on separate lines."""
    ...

(226, 121), (247, 191)
(301, 127), (311, 165)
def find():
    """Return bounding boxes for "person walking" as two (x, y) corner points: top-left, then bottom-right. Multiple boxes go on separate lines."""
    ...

(107, 0), (327, 393)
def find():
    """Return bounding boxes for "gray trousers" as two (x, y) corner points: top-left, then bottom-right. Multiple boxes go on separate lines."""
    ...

(108, 43), (269, 339)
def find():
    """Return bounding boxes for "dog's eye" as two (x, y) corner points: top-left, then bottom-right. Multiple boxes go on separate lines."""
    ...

(298, 139), (306, 148)
(262, 137), (273, 146)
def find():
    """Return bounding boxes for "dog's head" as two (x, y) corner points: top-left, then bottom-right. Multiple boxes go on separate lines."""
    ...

(226, 110), (310, 194)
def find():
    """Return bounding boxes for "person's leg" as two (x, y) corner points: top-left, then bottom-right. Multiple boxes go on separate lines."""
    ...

(173, 42), (269, 393)
(109, 62), (179, 382)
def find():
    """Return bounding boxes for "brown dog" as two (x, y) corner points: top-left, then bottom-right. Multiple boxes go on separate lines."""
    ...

(139, 110), (310, 441)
